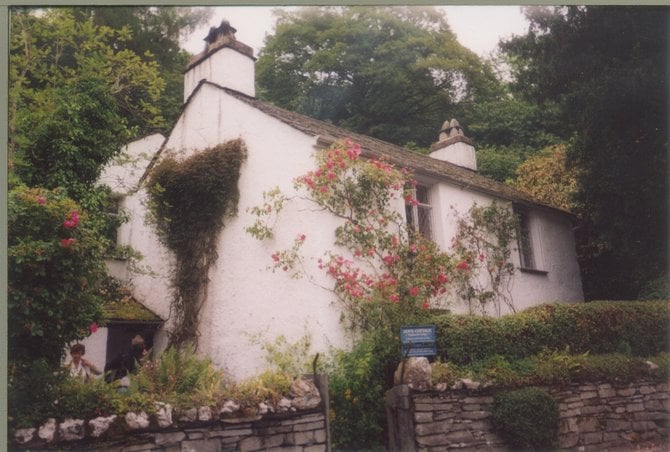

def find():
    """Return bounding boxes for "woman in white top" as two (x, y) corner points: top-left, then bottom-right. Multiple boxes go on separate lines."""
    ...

(65, 343), (102, 382)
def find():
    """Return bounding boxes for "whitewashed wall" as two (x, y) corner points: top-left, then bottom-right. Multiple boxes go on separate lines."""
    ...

(428, 182), (583, 315)
(121, 85), (353, 379)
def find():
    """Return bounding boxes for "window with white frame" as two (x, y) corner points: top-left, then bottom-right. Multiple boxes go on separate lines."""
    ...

(406, 184), (432, 239)
(514, 205), (537, 270)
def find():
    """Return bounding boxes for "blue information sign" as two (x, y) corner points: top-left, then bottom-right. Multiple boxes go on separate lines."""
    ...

(400, 325), (436, 357)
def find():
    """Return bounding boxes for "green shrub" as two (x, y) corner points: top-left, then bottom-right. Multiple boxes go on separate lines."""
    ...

(57, 377), (121, 420)
(492, 387), (559, 449)
(328, 332), (399, 450)
(434, 301), (669, 364)
(131, 345), (225, 409)
(8, 359), (65, 428)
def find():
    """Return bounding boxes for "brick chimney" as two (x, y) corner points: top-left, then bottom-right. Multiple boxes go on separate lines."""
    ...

(428, 119), (477, 171)
(183, 20), (256, 101)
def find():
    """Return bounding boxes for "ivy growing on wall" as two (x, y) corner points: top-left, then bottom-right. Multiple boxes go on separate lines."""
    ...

(146, 139), (247, 348)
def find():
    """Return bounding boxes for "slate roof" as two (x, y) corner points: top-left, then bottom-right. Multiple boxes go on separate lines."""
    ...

(156, 80), (572, 217)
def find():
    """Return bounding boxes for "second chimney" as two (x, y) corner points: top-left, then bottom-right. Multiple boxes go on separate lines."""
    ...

(428, 119), (477, 171)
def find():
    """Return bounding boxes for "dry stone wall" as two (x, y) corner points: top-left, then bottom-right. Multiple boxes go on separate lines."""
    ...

(12, 375), (330, 451)
(12, 409), (328, 451)
(387, 379), (669, 451)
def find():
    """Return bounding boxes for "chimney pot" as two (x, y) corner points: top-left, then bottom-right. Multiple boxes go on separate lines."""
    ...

(430, 118), (477, 171)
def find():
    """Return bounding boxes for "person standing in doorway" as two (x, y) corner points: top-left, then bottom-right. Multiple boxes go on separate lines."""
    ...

(65, 343), (102, 382)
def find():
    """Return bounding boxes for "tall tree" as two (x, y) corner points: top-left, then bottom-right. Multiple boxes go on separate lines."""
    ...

(502, 6), (668, 299)
(462, 96), (564, 182)
(9, 8), (165, 199)
(257, 6), (502, 148)
(74, 6), (212, 130)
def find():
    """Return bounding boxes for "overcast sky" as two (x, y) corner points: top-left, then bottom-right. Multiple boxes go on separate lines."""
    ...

(181, 5), (529, 58)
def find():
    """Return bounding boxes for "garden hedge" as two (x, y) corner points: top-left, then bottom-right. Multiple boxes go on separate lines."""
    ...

(434, 301), (669, 364)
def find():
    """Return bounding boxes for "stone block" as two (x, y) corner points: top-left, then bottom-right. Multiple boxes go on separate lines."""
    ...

(263, 433), (286, 448)
(416, 433), (449, 447)
(281, 413), (324, 425)
(89, 415), (118, 438)
(626, 403), (645, 412)
(560, 418), (579, 434)
(462, 404), (482, 411)
(414, 412), (433, 423)
(603, 432), (621, 442)
(181, 439), (222, 452)
(434, 412), (457, 421)
(579, 384), (598, 391)
(582, 432), (603, 445)
(617, 388), (636, 397)
(577, 417), (600, 432)
(467, 420), (490, 431)
(558, 433), (579, 448)
(606, 419), (631, 431)
(643, 399), (664, 411)
(641, 431), (662, 440)
(256, 425), (294, 436)
(239, 436), (263, 451)
(445, 429), (474, 443)
(293, 430), (315, 445)
(14, 428), (35, 445)
(178, 408), (198, 423)
(210, 428), (253, 438)
(415, 420), (453, 436)
(414, 403), (434, 412)
(38, 418), (57, 442)
(581, 405), (611, 415)
(155, 402), (173, 428)
(632, 421), (658, 432)
(464, 396), (494, 404)
(59, 418), (85, 441)
(559, 409), (580, 418)
(314, 428), (327, 443)
(120, 443), (157, 451)
(154, 431), (187, 446)
(461, 410), (489, 420)
(186, 430), (205, 439)
(293, 421), (324, 432)
(198, 406), (213, 421)
(639, 411), (670, 422)
(598, 387), (617, 398)
(639, 385), (656, 395)
(304, 445), (327, 452)
(580, 391), (598, 400)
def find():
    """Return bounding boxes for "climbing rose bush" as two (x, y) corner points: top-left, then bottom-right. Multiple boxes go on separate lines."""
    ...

(8, 186), (107, 368)
(248, 139), (456, 331)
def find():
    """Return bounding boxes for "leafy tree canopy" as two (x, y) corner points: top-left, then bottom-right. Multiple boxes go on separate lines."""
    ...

(510, 144), (577, 212)
(74, 6), (212, 131)
(502, 6), (668, 299)
(257, 6), (502, 148)
(462, 96), (564, 182)
(9, 8), (165, 199)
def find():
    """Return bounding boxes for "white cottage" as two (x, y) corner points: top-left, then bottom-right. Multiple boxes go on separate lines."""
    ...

(91, 21), (583, 379)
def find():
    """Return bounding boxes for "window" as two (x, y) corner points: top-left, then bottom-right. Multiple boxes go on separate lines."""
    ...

(406, 184), (432, 239)
(515, 206), (536, 270)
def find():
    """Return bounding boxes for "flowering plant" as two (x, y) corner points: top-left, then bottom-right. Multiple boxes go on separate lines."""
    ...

(451, 202), (518, 315)
(8, 186), (106, 367)
(248, 139), (456, 331)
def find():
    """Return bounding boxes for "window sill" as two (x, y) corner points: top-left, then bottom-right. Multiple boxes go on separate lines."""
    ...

(519, 267), (548, 275)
